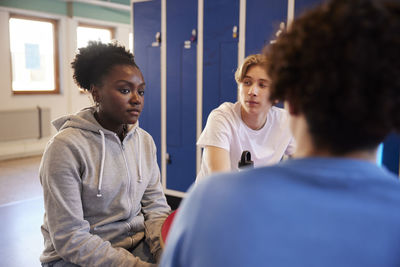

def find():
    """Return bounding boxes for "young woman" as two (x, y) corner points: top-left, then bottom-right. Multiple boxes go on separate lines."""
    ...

(196, 54), (296, 181)
(39, 42), (170, 267)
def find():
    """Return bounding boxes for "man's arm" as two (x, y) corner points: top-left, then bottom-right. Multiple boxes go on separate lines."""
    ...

(203, 145), (230, 174)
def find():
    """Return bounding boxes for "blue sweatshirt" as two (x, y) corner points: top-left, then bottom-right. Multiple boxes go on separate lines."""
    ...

(161, 157), (400, 267)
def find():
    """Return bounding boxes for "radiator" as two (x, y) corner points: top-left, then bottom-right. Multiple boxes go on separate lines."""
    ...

(0, 107), (51, 142)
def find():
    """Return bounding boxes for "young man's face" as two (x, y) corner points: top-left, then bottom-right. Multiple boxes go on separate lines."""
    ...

(239, 65), (273, 117)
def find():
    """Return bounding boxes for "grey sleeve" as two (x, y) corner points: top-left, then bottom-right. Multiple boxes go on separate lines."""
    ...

(141, 141), (171, 262)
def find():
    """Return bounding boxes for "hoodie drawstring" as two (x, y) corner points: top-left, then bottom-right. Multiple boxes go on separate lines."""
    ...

(97, 127), (142, 197)
(97, 129), (106, 197)
(136, 129), (143, 183)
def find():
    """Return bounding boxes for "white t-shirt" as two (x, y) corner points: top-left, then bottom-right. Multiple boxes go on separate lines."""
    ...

(196, 102), (296, 181)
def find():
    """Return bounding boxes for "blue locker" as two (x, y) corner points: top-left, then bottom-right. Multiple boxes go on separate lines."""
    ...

(294, 0), (326, 17)
(203, 0), (240, 128)
(166, 0), (198, 192)
(246, 0), (287, 56)
(133, 0), (162, 167)
(246, 0), (288, 109)
(382, 133), (400, 176)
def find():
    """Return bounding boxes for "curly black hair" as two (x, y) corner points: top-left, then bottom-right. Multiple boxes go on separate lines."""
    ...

(71, 41), (138, 91)
(266, 0), (400, 155)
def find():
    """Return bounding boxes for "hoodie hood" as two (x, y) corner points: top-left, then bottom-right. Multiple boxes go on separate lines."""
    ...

(52, 106), (139, 135)
(52, 106), (142, 197)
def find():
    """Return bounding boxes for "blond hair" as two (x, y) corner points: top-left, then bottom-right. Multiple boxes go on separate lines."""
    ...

(235, 54), (267, 84)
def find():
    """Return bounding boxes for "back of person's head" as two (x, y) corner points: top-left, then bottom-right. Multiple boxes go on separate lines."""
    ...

(71, 41), (138, 92)
(235, 54), (267, 84)
(266, 0), (400, 155)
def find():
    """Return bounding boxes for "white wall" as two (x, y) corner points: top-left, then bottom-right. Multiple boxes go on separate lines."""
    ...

(0, 7), (131, 160)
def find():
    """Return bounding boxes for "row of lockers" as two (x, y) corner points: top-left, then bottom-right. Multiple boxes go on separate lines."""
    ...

(133, 0), (399, 196)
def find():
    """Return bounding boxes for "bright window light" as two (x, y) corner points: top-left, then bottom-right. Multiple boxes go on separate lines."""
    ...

(129, 32), (133, 52)
(77, 25), (113, 49)
(9, 17), (58, 93)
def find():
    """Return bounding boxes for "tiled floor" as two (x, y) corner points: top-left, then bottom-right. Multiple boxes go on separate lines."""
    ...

(0, 156), (44, 267)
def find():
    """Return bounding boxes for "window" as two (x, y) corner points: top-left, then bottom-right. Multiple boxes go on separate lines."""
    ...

(77, 24), (114, 49)
(129, 32), (133, 52)
(9, 15), (59, 94)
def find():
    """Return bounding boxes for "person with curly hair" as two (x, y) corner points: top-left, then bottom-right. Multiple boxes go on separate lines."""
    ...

(39, 41), (171, 267)
(196, 54), (296, 181)
(160, 0), (400, 266)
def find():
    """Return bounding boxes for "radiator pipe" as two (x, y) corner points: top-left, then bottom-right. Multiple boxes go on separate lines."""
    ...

(37, 106), (42, 139)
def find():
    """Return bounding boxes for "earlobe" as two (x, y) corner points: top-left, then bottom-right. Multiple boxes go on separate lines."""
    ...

(91, 84), (99, 103)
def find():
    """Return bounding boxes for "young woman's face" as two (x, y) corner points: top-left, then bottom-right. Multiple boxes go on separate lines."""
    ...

(238, 65), (272, 116)
(94, 64), (145, 127)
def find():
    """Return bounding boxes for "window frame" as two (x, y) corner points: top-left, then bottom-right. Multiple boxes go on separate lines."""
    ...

(9, 14), (60, 95)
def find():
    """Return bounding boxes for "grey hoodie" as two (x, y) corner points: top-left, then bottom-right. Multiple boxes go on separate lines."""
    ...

(39, 107), (171, 266)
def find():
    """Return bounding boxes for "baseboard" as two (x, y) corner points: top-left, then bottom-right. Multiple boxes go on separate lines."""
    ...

(0, 150), (43, 161)
(0, 138), (48, 161)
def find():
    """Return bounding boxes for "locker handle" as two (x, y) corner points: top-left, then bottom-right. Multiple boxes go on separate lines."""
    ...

(152, 32), (161, 47)
(270, 22), (286, 44)
(184, 29), (197, 49)
(190, 29), (197, 43)
(232, 25), (238, 39)
(166, 153), (172, 164)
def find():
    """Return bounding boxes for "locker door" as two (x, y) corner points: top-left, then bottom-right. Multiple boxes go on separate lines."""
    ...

(203, 0), (240, 128)
(133, 0), (162, 166)
(245, 0), (288, 109)
(166, 0), (198, 193)
(245, 0), (288, 56)
(382, 134), (400, 176)
(294, 0), (326, 17)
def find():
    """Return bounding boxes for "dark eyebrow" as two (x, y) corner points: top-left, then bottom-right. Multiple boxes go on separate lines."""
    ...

(115, 80), (146, 88)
